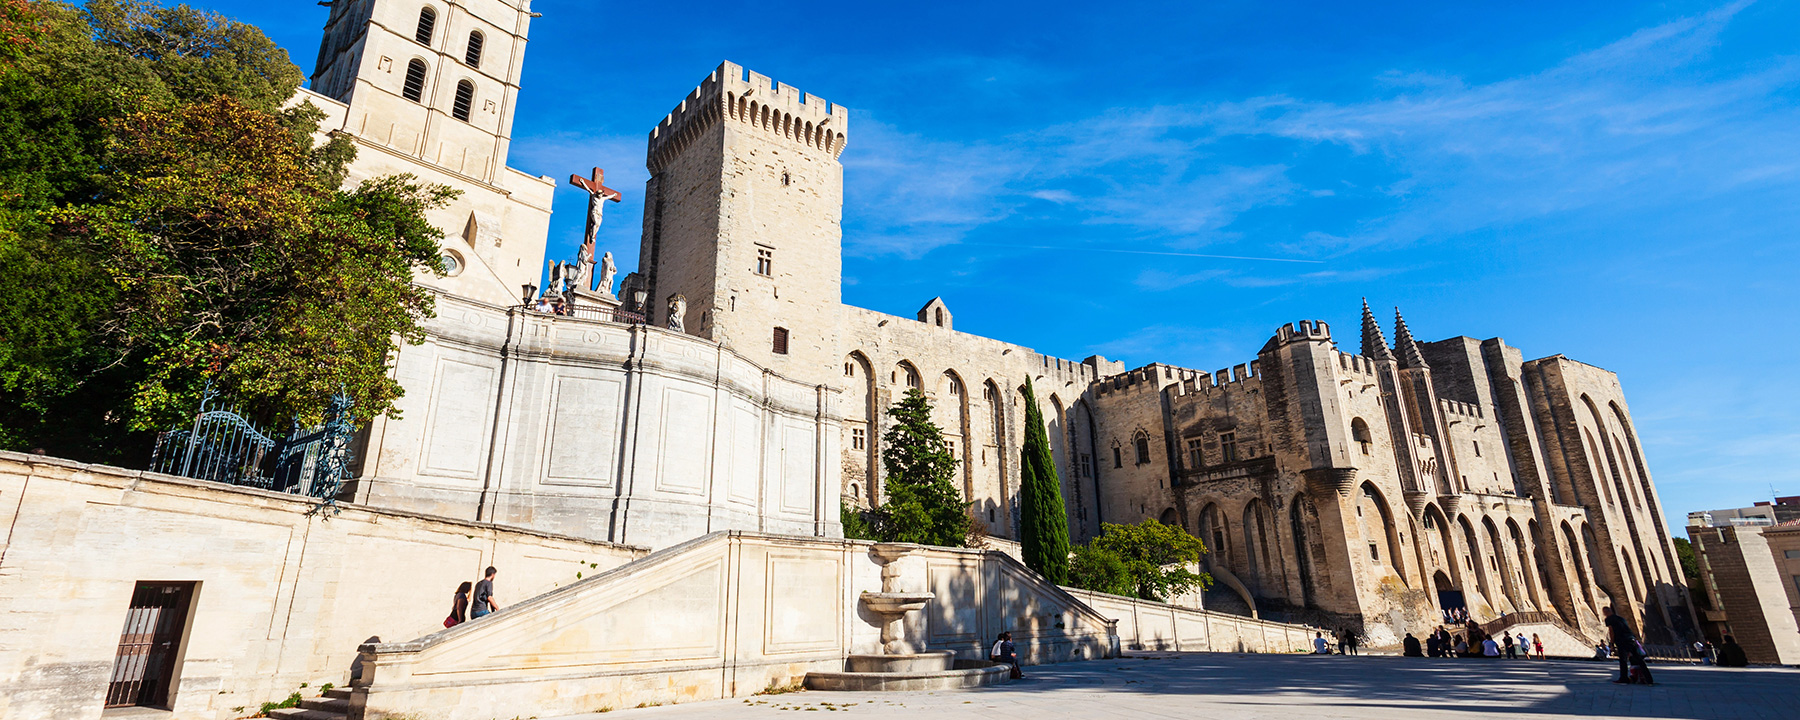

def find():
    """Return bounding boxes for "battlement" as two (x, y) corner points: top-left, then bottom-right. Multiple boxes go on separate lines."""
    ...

(1039, 353), (1106, 385)
(1438, 397), (1485, 419)
(647, 61), (849, 173)
(1091, 363), (1203, 398)
(1164, 361), (1263, 400)
(1334, 351), (1380, 376)
(1273, 320), (1332, 345)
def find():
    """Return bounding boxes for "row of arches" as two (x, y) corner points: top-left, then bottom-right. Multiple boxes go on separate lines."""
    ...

(1173, 486), (1616, 624)
(727, 93), (844, 155)
(841, 352), (1096, 539)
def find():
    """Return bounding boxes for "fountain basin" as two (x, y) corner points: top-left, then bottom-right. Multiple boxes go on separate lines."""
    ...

(860, 591), (933, 615)
(804, 657), (1010, 692)
(844, 651), (954, 673)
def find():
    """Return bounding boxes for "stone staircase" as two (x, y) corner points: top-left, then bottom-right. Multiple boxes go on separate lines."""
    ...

(268, 687), (350, 720)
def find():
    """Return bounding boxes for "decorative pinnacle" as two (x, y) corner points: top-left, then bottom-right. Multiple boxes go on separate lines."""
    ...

(1360, 298), (1394, 361)
(1393, 308), (1430, 370)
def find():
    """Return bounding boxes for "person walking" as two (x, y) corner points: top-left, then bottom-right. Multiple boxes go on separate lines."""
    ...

(1532, 633), (1545, 660)
(471, 566), (499, 619)
(1503, 631), (1517, 659)
(1345, 630), (1360, 656)
(990, 632), (1023, 678)
(445, 581), (471, 628)
(1602, 606), (1640, 683)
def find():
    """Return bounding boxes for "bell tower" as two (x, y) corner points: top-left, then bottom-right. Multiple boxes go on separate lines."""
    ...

(305, 0), (553, 309)
(635, 61), (849, 388)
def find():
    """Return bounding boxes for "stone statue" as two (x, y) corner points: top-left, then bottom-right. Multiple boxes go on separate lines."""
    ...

(575, 236), (595, 291)
(597, 251), (617, 295)
(666, 294), (686, 332)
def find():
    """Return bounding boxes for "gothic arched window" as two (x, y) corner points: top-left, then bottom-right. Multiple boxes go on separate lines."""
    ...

(402, 59), (428, 102)
(452, 80), (474, 121)
(465, 31), (484, 68)
(415, 7), (436, 45)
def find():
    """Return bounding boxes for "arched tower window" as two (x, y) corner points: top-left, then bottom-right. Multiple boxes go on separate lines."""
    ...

(1133, 431), (1151, 465)
(402, 59), (428, 102)
(414, 7), (436, 45)
(452, 80), (474, 121)
(1351, 417), (1372, 455)
(464, 31), (484, 68)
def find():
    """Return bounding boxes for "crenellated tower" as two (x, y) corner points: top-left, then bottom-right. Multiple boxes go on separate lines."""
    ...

(634, 61), (849, 388)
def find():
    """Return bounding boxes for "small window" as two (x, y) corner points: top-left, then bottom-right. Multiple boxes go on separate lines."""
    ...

(1219, 431), (1238, 463)
(946, 438), (957, 455)
(935, 308), (944, 327)
(1785, 549), (1800, 559)
(452, 80), (474, 121)
(755, 247), (772, 276)
(1079, 453), (1091, 478)
(415, 6), (436, 45)
(948, 376), (962, 395)
(781, 171), (791, 186)
(1112, 446), (1122, 468)
(1370, 542), (1380, 563)
(901, 365), (920, 389)
(989, 507), (996, 523)
(1187, 438), (1204, 468)
(772, 326), (789, 355)
(1134, 435), (1151, 465)
(1474, 440), (1482, 457)
(844, 362), (855, 377)
(1424, 514), (1436, 530)
(1351, 418), (1372, 455)
(464, 31), (483, 67)
(402, 59), (427, 102)
(852, 427), (865, 450)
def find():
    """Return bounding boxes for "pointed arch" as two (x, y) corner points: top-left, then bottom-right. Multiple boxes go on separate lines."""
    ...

(893, 360), (921, 390)
(1507, 518), (1539, 611)
(1241, 498), (1273, 595)
(1562, 520), (1596, 611)
(1358, 482), (1408, 587)
(1457, 514), (1493, 610)
(843, 352), (877, 505)
(1290, 492), (1318, 607)
(1483, 516), (1520, 611)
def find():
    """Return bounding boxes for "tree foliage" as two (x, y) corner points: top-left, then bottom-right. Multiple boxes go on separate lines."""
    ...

(865, 389), (969, 547)
(1018, 376), (1071, 583)
(1069, 519), (1213, 602)
(0, 0), (448, 459)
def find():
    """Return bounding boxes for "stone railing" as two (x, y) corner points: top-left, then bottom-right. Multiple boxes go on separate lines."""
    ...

(1059, 587), (1318, 654)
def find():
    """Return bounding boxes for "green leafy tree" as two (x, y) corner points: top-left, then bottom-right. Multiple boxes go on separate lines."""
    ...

(869, 388), (968, 547)
(1018, 376), (1071, 583)
(840, 501), (879, 541)
(0, 0), (448, 458)
(1072, 518), (1212, 601)
(1067, 543), (1131, 596)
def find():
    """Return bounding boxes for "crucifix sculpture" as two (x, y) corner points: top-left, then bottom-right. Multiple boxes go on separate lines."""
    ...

(569, 168), (623, 293)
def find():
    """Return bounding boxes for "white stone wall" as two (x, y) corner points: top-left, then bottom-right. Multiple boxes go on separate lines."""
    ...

(354, 293), (842, 550)
(0, 452), (645, 720)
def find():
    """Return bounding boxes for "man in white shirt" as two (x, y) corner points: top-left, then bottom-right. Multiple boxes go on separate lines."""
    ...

(1313, 632), (1330, 654)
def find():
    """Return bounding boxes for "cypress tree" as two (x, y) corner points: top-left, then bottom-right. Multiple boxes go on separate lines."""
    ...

(873, 388), (968, 546)
(1018, 376), (1071, 583)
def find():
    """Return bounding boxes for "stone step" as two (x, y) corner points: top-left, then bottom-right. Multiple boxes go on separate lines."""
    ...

(323, 687), (351, 700)
(267, 708), (344, 720)
(300, 696), (349, 713)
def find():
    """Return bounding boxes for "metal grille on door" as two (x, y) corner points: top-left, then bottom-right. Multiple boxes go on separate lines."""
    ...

(106, 582), (195, 708)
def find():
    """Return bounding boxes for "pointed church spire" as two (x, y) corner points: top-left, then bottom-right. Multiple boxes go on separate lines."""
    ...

(1393, 308), (1430, 370)
(1360, 298), (1395, 361)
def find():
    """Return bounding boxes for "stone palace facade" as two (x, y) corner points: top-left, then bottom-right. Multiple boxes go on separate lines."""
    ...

(304, 0), (1694, 645)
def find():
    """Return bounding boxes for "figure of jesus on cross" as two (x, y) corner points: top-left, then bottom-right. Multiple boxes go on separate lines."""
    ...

(570, 167), (623, 293)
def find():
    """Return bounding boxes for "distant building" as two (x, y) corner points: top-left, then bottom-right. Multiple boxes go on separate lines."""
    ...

(1687, 500), (1800, 664)
(1687, 496), (1800, 529)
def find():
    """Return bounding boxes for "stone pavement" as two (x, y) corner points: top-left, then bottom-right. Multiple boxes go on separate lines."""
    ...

(549, 652), (1800, 720)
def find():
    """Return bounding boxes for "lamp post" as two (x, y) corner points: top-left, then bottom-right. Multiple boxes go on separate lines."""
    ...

(521, 283), (538, 306)
(633, 289), (647, 321)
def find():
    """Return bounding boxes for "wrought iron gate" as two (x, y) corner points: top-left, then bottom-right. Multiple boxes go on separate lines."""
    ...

(149, 386), (357, 506)
(105, 582), (194, 708)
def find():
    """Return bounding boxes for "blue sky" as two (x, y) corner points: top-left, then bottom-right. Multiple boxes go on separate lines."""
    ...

(218, 0), (1799, 535)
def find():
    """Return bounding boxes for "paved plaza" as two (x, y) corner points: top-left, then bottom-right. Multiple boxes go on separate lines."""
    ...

(553, 652), (1799, 720)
